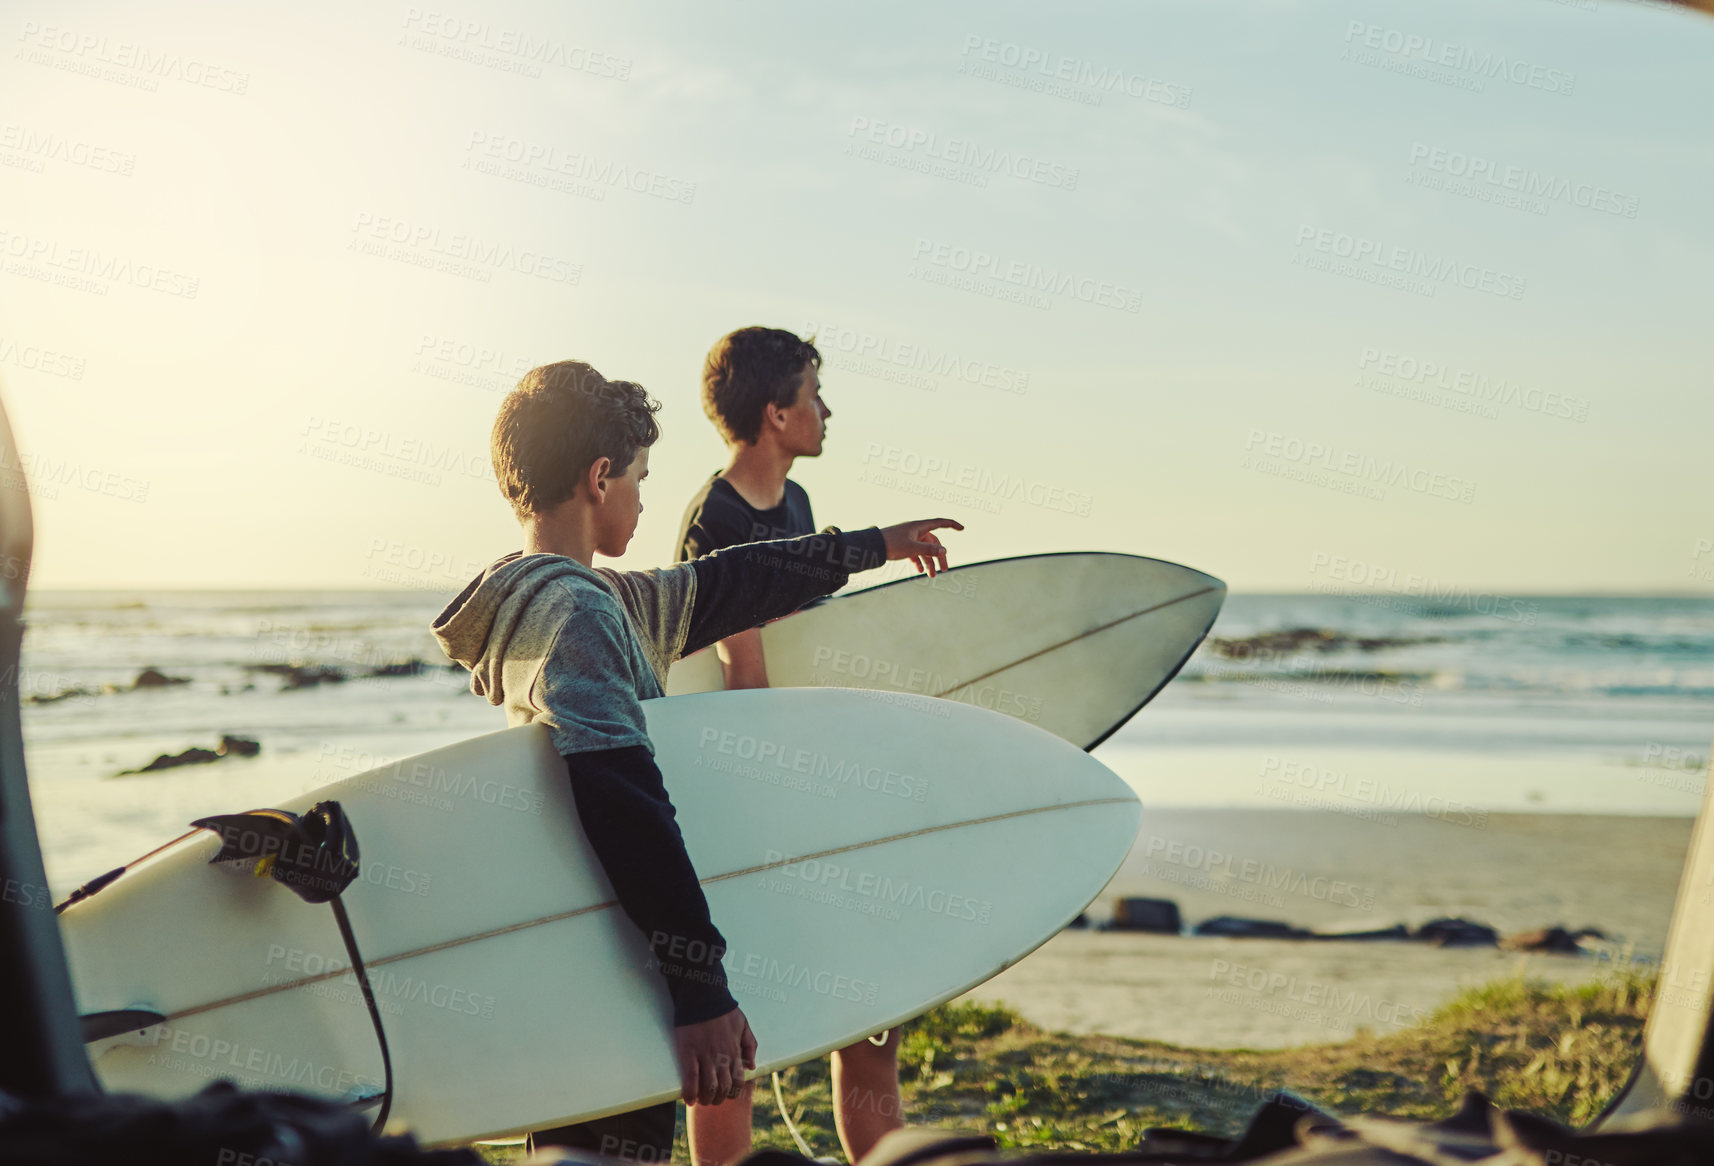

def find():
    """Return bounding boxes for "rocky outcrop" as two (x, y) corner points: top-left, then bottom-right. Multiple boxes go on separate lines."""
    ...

(118, 735), (262, 776)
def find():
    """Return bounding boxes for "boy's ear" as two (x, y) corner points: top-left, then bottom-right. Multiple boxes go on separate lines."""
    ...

(584, 456), (611, 502)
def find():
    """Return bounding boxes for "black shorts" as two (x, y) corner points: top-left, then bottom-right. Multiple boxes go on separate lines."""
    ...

(528, 1101), (677, 1162)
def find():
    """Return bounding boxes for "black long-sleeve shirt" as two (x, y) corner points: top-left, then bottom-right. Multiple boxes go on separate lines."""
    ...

(559, 527), (887, 1024)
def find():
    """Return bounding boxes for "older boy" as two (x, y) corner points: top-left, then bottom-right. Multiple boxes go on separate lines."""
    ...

(675, 328), (907, 1166)
(433, 359), (957, 1161)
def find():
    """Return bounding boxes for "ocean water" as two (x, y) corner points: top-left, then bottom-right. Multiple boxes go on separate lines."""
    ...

(1104, 592), (1714, 817)
(15, 588), (1714, 896)
(18, 589), (494, 895)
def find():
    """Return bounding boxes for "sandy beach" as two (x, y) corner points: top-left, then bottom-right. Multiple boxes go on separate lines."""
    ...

(960, 809), (1694, 1049)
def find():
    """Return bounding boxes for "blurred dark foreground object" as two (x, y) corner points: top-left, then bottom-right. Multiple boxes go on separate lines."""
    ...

(7, 1084), (1714, 1166)
(737, 1091), (1714, 1166)
(0, 1081), (483, 1166)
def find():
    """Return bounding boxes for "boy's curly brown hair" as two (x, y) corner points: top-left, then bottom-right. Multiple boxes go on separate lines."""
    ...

(700, 327), (821, 446)
(491, 360), (661, 520)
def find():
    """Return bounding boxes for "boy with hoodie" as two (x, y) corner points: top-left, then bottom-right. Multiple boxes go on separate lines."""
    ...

(431, 359), (959, 1161)
(675, 327), (905, 1166)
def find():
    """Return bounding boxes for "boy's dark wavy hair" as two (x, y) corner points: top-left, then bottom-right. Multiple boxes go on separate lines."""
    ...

(491, 360), (661, 519)
(701, 326), (821, 446)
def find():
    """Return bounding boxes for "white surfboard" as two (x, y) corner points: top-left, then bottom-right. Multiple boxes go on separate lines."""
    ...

(665, 553), (1224, 750)
(59, 689), (1141, 1147)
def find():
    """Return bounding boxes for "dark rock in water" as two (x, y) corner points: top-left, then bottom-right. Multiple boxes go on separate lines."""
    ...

(1309, 923), (1411, 942)
(121, 747), (222, 775)
(1209, 628), (1343, 658)
(370, 659), (426, 678)
(1414, 917), (1499, 947)
(218, 735), (261, 758)
(133, 667), (191, 688)
(247, 663), (348, 689)
(1207, 627), (1443, 660)
(283, 666), (345, 689)
(29, 686), (99, 705)
(1109, 897), (1182, 934)
(118, 735), (261, 775)
(1500, 925), (1605, 954)
(1193, 916), (1309, 939)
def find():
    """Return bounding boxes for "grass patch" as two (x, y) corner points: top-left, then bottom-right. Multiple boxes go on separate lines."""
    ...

(471, 970), (1652, 1162)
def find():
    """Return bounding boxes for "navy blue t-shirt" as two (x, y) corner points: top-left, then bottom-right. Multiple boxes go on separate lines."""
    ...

(676, 472), (816, 561)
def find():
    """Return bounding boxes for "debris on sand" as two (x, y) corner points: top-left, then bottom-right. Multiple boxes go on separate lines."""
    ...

(1107, 896), (1182, 933)
(1099, 910), (1622, 956)
(1500, 925), (1606, 954)
(1192, 916), (1311, 939)
(1309, 922), (1411, 942)
(1413, 917), (1499, 947)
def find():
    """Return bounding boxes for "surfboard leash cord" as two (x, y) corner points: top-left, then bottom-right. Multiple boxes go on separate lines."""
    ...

(185, 803), (396, 1133)
(330, 894), (395, 1133)
(771, 1070), (819, 1160)
(54, 828), (205, 913)
(767, 1032), (887, 1163)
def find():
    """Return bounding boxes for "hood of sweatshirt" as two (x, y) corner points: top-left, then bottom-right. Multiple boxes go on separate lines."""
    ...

(431, 552), (612, 705)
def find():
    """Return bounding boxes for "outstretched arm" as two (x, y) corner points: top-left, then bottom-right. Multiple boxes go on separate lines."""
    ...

(683, 519), (962, 657)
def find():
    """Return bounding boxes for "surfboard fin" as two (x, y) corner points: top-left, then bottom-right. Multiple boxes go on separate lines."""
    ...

(78, 1009), (166, 1043)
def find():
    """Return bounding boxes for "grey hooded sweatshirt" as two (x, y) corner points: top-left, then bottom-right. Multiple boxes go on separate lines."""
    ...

(431, 526), (888, 1025)
(433, 551), (696, 756)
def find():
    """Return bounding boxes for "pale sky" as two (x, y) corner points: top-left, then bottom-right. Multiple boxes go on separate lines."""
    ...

(2, 0), (1710, 591)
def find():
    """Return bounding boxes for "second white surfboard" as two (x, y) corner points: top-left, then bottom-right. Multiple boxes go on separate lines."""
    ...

(667, 552), (1225, 749)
